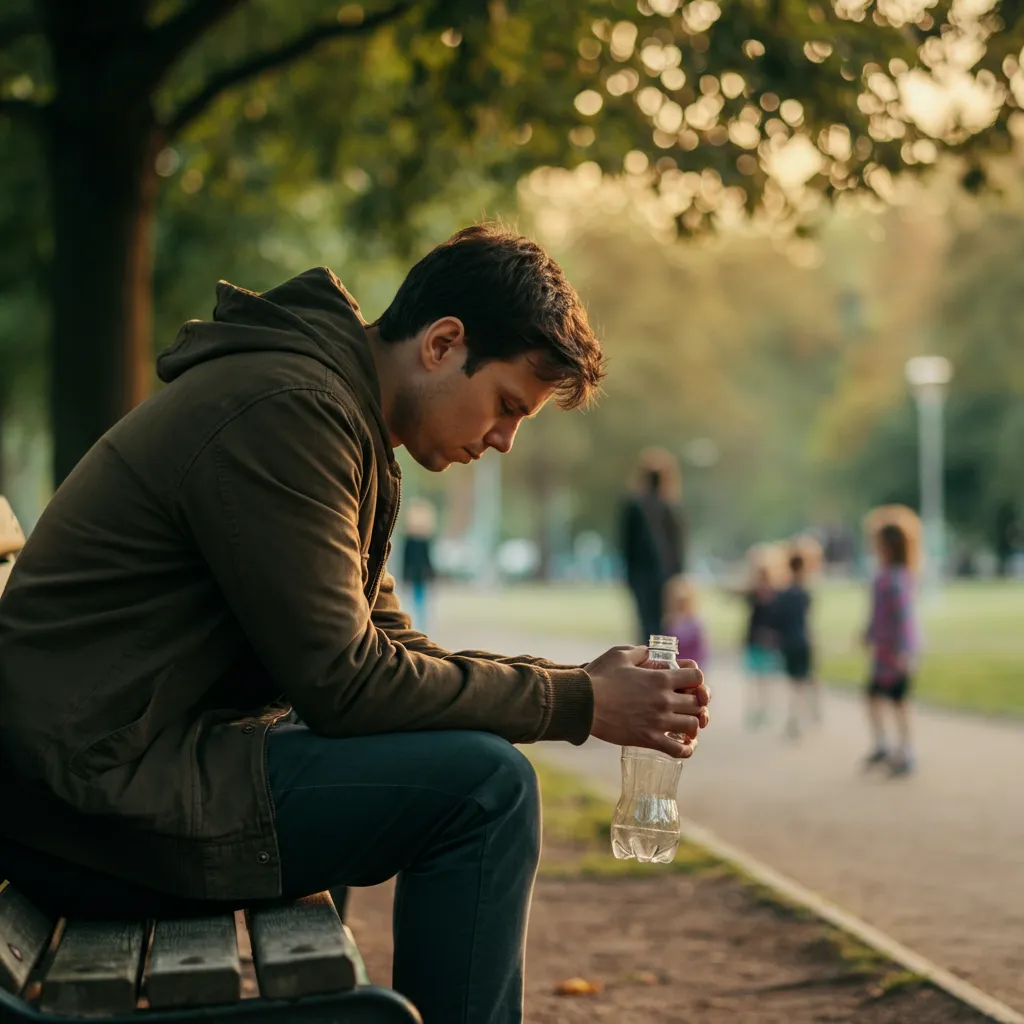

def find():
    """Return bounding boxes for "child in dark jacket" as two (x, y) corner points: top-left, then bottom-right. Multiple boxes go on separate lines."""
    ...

(773, 552), (818, 739)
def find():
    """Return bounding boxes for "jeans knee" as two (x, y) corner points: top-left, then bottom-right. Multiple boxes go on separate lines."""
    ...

(462, 733), (541, 863)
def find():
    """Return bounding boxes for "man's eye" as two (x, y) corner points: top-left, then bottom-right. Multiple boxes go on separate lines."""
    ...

(501, 401), (514, 417)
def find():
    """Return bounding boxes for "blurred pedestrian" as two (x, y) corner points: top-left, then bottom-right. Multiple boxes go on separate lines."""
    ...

(774, 551), (816, 739)
(620, 448), (685, 644)
(662, 575), (708, 667)
(862, 521), (919, 777)
(730, 551), (782, 730)
(401, 499), (437, 633)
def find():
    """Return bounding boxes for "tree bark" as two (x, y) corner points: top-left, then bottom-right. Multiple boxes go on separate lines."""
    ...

(45, 74), (159, 484)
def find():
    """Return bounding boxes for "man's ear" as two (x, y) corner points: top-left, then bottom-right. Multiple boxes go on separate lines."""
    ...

(419, 317), (466, 372)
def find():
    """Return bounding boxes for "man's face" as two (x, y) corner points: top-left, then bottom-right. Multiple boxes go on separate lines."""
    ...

(392, 319), (555, 472)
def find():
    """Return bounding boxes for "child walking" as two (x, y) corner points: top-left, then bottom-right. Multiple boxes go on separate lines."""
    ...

(863, 522), (919, 777)
(774, 551), (817, 740)
(741, 564), (779, 729)
(662, 575), (708, 666)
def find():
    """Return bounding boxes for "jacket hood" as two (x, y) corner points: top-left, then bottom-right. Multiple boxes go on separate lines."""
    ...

(156, 267), (391, 455)
(157, 267), (375, 393)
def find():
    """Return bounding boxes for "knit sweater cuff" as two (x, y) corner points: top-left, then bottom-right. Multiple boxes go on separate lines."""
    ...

(540, 667), (595, 745)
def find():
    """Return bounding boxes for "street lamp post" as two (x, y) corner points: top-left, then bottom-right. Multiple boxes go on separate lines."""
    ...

(472, 452), (501, 591)
(904, 355), (953, 592)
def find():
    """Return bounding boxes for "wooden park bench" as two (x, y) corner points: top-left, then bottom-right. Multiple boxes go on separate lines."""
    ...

(0, 881), (420, 1023)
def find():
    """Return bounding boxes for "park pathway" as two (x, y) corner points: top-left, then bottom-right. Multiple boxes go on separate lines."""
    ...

(430, 619), (1024, 1012)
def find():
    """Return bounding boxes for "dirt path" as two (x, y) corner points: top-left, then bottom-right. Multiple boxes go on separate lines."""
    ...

(429, 623), (1024, 1013)
(347, 862), (987, 1022)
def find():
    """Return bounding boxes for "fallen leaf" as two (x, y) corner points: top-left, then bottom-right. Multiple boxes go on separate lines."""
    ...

(555, 976), (604, 996)
(627, 970), (660, 986)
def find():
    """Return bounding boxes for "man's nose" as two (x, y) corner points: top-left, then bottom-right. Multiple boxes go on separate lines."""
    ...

(484, 421), (518, 454)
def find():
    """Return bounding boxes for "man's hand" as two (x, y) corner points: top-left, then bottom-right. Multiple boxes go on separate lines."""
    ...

(585, 646), (710, 758)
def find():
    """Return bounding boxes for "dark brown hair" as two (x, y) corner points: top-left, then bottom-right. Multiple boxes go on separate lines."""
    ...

(878, 523), (909, 566)
(376, 223), (605, 409)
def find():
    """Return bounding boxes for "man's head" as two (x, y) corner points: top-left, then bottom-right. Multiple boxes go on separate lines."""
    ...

(371, 224), (605, 471)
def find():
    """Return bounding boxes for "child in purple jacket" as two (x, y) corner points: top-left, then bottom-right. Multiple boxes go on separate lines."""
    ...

(863, 522), (919, 776)
(663, 575), (709, 667)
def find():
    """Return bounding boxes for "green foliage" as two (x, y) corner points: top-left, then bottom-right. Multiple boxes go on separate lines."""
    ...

(2, 0), (1024, 521)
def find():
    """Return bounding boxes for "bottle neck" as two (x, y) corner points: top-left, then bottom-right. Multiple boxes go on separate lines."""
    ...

(648, 634), (679, 665)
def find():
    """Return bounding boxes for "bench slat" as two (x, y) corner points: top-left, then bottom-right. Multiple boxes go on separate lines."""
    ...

(144, 915), (241, 1008)
(0, 880), (55, 996)
(248, 892), (355, 999)
(40, 919), (145, 1016)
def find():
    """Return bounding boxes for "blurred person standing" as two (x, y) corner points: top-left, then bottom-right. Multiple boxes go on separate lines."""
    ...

(862, 519), (920, 777)
(401, 498), (437, 633)
(739, 561), (780, 730)
(774, 551), (816, 740)
(620, 448), (685, 644)
(662, 575), (708, 667)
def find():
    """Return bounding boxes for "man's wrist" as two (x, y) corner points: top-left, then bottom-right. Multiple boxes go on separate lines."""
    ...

(540, 667), (594, 745)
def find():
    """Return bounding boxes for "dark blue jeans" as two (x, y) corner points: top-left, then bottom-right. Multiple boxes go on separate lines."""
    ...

(0, 727), (541, 1024)
(267, 725), (541, 1024)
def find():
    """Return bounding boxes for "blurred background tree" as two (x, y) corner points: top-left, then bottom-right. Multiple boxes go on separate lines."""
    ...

(1, 0), (1023, 568)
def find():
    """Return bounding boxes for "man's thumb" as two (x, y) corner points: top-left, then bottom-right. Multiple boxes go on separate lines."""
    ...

(620, 644), (650, 666)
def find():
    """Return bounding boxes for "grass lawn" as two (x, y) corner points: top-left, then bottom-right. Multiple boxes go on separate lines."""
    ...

(437, 579), (1024, 717)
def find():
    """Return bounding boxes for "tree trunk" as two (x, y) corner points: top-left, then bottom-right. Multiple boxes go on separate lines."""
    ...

(45, 20), (159, 485)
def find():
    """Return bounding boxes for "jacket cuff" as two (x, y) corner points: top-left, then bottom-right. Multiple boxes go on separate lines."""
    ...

(540, 667), (595, 745)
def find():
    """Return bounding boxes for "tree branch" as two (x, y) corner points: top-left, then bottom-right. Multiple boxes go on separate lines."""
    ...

(0, 13), (41, 51)
(164, 1), (412, 139)
(147, 0), (249, 80)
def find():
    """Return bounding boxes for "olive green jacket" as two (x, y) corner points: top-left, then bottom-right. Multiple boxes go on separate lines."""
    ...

(0, 269), (593, 901)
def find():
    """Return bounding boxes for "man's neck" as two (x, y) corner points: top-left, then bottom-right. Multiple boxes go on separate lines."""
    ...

(365, 324), (402, 447)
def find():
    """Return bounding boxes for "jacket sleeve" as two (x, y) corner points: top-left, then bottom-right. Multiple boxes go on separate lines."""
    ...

(178, 388), (593, 743)
(371, 571), (588, 672)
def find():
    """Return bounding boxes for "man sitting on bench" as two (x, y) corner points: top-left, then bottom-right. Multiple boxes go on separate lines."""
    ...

(0, 224), (710, 1024)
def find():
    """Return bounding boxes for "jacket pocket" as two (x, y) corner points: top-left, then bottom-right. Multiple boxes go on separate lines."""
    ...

(68, 665), (175, 779)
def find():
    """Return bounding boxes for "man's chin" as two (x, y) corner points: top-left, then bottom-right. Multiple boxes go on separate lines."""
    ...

(407, 448), (454, 473)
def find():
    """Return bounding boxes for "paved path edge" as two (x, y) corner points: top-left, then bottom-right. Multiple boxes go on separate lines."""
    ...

(538, 754), (1024, 1024)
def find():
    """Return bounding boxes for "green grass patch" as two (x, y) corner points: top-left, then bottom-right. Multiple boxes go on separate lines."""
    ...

(530, 756), (717, 878)
(875, 970), (927, 996)
(439, 579), (1024, 717)
(825, 929), (888, 976)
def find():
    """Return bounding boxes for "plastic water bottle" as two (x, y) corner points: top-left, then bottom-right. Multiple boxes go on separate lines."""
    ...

(610, 634), (684, 864)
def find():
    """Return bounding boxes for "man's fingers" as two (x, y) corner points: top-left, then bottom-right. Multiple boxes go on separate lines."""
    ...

(662, 714), (700, 739)
(691, 682), (711, 706)
(647, 733), (696, 757)
(666, 691), (704, 715)
(652, 665), (705, 692)
(647, 732), (693, 758)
